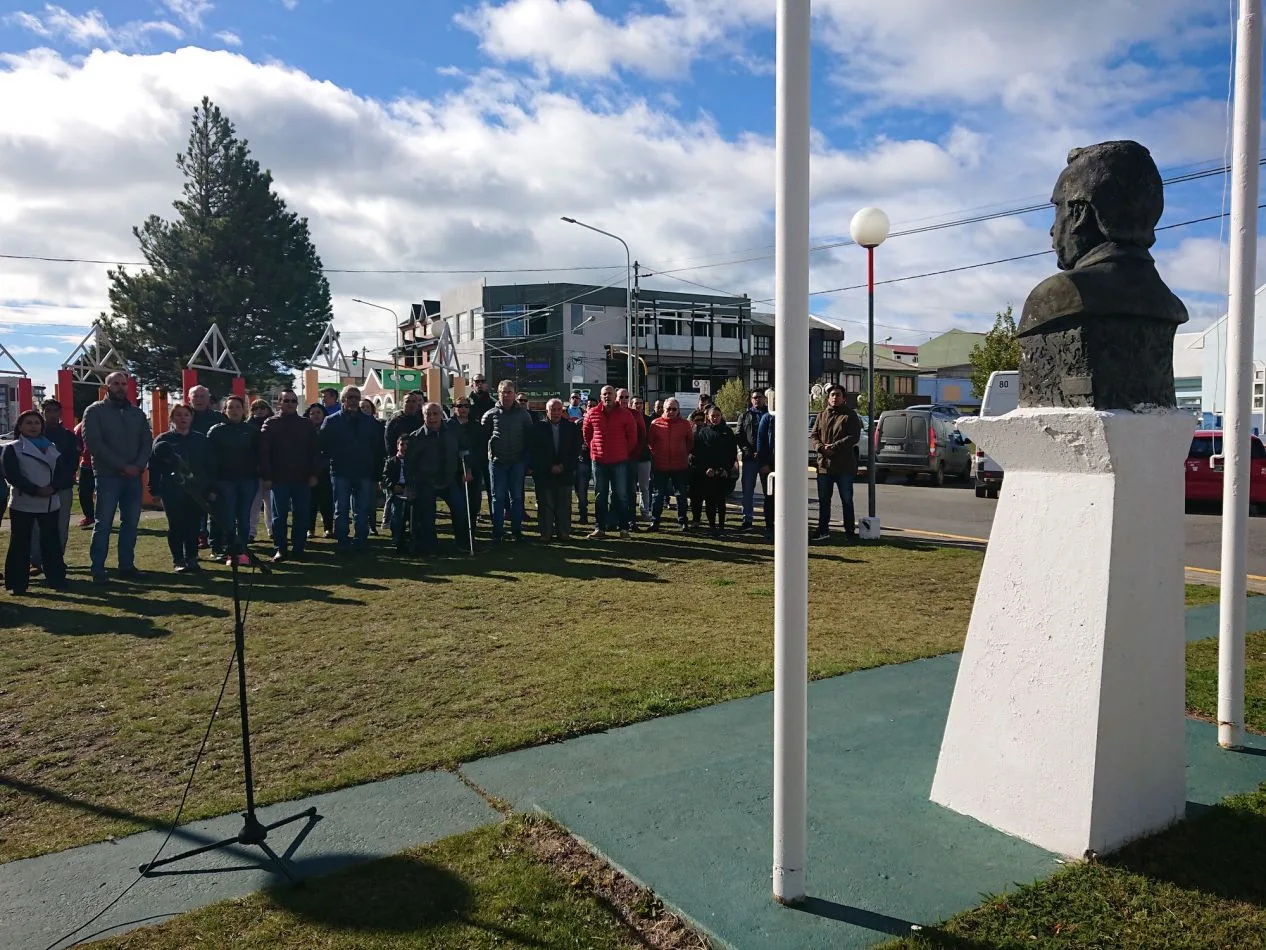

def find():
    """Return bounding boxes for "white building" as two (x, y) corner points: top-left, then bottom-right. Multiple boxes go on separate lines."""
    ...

(1174, 283), (1266, 433)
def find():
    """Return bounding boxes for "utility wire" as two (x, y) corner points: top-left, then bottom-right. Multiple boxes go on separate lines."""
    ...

(3, 155), (1257, 278)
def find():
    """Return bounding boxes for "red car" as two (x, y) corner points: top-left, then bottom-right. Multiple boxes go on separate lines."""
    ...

(1185, 430), (1266, 514)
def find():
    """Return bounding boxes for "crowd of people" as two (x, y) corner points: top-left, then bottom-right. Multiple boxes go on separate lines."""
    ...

(2, 368), (865, 595)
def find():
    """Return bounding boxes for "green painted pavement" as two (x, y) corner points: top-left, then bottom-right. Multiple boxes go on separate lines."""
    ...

(463, 646), (1266, 949)
(1185, 594), (1266, 641)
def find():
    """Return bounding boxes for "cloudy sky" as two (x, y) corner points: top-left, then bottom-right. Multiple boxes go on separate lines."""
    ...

(0, 0), (1255, 390)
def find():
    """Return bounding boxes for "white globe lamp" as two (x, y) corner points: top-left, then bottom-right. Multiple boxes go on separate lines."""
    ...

(849, 206), (890, 248)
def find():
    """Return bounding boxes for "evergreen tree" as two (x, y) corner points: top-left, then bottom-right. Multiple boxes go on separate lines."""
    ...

(713, 377), (749, 420)
(969, 305), (1021, 399)
(102, 97), (332, 392)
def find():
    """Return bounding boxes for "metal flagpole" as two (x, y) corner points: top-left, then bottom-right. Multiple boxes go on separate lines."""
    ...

(772, 0), (810, 906)
(1218, 0), (1262, 750)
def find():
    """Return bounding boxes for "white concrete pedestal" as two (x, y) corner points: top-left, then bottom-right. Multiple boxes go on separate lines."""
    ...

(930, 408), (1194, 858)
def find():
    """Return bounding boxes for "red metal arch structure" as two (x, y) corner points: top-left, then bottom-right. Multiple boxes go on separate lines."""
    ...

(183, 323), (246, 401)
(58, 321), (135, 419)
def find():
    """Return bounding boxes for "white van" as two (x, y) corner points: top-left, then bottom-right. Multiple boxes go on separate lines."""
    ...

(973, 370), (1018, 498)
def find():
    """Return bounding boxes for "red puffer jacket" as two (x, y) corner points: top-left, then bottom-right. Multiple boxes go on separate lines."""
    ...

(582, 404), (638, 465)
(647, 416), (693, 472)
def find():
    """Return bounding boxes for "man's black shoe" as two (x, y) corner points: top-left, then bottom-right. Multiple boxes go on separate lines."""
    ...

(118, 567), (144, 580)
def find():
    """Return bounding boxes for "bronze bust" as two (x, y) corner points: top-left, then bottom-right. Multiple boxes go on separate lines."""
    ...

(1018, 141), (1188, 409)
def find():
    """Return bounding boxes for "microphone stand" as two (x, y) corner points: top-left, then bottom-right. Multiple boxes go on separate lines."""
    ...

(140, 451), (319, 883)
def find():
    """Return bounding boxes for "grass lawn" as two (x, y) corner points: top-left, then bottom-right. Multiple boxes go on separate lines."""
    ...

(1, 513), (987, 863)
(886, 784), (1266, 949)
(88, 818), (650, 950)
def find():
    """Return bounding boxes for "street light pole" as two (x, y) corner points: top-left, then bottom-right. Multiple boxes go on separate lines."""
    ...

(561, 217), (634, 392)
(351, 297), (401, 408)
(772, 0), (810, 907)
(849, 207), (890, 537)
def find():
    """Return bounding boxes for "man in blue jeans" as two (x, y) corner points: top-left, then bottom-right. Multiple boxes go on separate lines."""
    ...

(319, 386), (385, 554)
(81, 371), (152, 581)
(480, 379), (533, 542)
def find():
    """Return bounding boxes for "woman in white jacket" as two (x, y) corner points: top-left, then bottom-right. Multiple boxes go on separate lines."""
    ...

(2, 410), (68, 594)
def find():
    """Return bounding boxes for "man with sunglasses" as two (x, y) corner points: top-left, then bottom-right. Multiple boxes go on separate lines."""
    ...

(259, 389), (322, 562)
(447, 396), (487, 523)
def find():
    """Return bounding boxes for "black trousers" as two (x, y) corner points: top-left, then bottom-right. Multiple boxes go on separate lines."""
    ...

(79, 464), (96, 520)
(703, 476), (731, 530)
(309, 472), (334, 533)
(163, 493), (202, 566)
(6, 508), (65, 591)
(688, 471), (706, 524)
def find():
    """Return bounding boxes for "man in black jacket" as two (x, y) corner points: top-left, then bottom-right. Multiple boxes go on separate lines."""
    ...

(468, 374), (496, 514)
(529, 398), (582, 542)
(31, 398), (80, 573)
(385, 391), (425, 452)
(447, 397), (486, 523)
(736, 388), (767, 531)
(405, 402), (469, 555)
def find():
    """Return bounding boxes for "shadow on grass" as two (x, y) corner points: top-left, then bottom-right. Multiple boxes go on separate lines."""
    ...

(1102, 790), (1266, 909)
(263, 852), (548, 946)
(0, 602), (171, 638)
(0, 773), (170, 831)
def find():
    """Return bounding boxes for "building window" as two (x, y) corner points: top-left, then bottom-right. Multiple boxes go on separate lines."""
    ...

(658, 312), (682, 336)
(843, 373), (862, 392)
(879, 375), (891, 392)
(693, 316), (710, 337)
(719, 321), (738, 338)
(472, 307), (484, 341)
(754, 368), (771, 389)
(500, 304), (526, 337)
(754, 335), (771, 357)
(527, 304), (549, 336)
(822, 339), (840, 361)
(455, 311), (467, 343)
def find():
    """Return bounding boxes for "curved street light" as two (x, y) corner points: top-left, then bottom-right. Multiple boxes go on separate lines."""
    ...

(351, 297), (401, 405)
(561, 216), (635, 391)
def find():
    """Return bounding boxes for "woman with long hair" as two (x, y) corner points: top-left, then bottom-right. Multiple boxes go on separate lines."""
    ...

(2, 410), (68, 593)
(149, 404), (214, 573)
(306, 403), (334, 538)
(207, 395), (260, 566)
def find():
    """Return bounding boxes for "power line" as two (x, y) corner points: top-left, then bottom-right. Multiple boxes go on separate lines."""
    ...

(645, 156), (1266, 280)
(0, 252), (624, 274)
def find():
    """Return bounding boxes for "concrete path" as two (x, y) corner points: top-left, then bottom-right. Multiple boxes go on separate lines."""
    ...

(0, 771), (497, 950)
(463, 630), (1266, 949)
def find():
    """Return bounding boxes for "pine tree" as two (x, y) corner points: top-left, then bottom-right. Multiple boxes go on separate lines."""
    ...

(102, 98), (332, 392)
(969, 305), (1021, 399)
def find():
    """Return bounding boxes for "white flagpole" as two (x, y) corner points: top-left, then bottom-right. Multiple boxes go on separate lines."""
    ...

(1218, 0), (1262, 750)
(772, 0), (811, 904)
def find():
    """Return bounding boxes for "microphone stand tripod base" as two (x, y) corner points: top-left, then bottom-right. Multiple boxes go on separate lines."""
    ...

(139, 805), (320, 884)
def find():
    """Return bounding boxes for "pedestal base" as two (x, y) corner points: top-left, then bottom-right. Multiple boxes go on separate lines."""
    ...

(930, 408), (1193, 858)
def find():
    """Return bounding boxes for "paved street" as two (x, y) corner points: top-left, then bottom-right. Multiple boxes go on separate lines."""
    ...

(798, 473), (1266, 578)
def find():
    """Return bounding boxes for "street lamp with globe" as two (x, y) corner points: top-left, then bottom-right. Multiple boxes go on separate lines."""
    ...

(849, 206), (890, 538)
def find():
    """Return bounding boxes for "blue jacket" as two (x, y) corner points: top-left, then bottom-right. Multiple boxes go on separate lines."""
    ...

(319, 410), (386, 480)
(756, 413), (775, 470)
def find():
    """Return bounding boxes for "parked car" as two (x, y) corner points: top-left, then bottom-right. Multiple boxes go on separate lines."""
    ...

(806, 412), (871, 470)
(973, 370), (1019, 498)
(903, 403), (962, 418)
(1185, 430), (1266, 514)
(872, 408), (973, 486)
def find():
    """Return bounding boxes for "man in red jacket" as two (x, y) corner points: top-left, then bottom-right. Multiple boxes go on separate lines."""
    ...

(581, 384), (637, 539)
(647, 397), (693, 531)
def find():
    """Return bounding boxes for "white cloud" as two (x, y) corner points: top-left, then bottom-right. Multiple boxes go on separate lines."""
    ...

(6, 4), (183, 50)
(7, 344), (59, 354)
(455, 0), (767, 79)
(281, 0), (298, 9)
(160, 0), (214, 30)
(214, 30), (241, 47)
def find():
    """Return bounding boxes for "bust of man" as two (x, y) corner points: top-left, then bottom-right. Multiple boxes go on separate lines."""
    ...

(1018, 140), (1187, 410)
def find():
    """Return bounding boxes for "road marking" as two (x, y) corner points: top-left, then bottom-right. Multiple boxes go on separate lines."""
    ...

(890, 526), (1266, 584)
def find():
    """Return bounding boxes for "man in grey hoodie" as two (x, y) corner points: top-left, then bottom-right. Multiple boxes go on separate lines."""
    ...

(82, 371), (152, 582)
